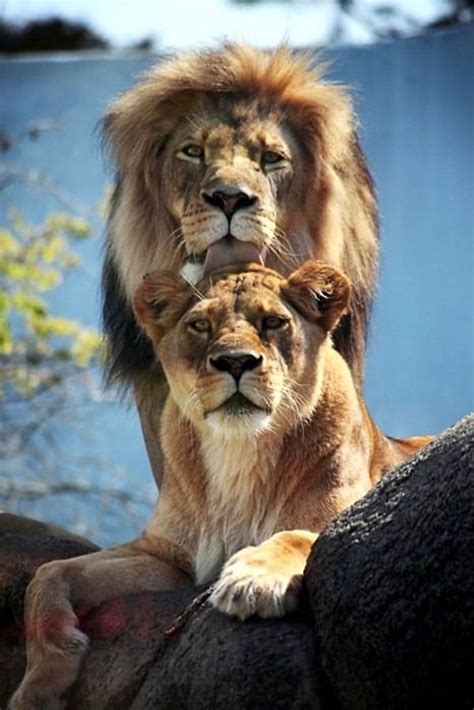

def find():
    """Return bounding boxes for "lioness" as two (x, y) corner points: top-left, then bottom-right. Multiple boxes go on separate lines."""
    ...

(102, 43), (379, 486)
(11, 261), (431, 708)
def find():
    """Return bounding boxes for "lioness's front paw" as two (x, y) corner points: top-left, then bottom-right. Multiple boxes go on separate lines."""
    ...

(209, 546), (303, 620)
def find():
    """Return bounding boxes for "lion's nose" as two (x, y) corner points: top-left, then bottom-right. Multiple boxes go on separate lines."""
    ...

(202, 188), (257, 217)
(209, 352), (263, 382)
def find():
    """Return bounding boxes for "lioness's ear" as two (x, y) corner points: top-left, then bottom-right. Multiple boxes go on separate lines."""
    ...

(133, 271), (193, 342)
(283, 260), (351, 332)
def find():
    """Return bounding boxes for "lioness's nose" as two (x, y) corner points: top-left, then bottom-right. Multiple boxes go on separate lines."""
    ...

(210, 352), (263, 382)
(202, 187), (257, 217)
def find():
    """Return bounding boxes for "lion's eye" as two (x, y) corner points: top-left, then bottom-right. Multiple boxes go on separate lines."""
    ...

(188, 319), (210, 333)
(263, 315), (288, 330)
(178, 144), (204, 162)
(262, 150), (285, 168)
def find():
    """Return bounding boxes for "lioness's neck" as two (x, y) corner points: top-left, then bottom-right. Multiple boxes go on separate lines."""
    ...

(309, 347), (365, 453)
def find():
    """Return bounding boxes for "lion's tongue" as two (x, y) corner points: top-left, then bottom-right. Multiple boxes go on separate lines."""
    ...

(203, 237), (264, 276)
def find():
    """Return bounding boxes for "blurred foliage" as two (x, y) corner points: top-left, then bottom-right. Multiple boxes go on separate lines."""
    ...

(0, 209), (101, 399)
(0, 201), (153, 543)
(0, 119), (153, 545)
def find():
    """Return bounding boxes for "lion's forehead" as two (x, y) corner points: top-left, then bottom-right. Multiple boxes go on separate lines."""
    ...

(205, 123), (286, 154)
(177, 97), (289, 153)
(188, 272), (287, 324)
(205, 271), (283, 300)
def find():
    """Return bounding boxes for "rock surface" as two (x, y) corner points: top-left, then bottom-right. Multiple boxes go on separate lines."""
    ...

(307, 413), (474, 709)
(1, 415), (472, 708)
(73, 596), (320, 709)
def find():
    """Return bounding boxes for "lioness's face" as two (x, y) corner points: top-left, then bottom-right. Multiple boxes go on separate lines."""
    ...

(162, 97), (306, 275)
(133, 261), (350, 437)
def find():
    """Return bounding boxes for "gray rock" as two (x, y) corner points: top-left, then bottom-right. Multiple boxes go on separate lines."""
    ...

(307, 414), (474, 709)
(71, 595), (320, 709)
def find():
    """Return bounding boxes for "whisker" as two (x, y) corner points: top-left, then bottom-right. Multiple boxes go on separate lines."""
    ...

(179, 388), (202, 422)
(277, 384), (310, 431)
(164, 226), (188, 263)
(272, 226), (308, 265)
(168, 226), (185, 243)
(273, 236), (305, 260)
(181, 275), (206, 301)
(266, 240), (300, 271)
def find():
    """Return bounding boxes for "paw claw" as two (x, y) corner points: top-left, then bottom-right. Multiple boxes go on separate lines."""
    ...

(210, 546), (303, 620)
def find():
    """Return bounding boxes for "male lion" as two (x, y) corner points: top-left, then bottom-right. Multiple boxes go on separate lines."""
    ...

(102, 43), (379, 484)
(11, 261), (430, 708)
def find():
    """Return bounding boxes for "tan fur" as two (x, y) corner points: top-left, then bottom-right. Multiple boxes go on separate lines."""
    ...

(102, 43), (379, 489)
(11, 261), (431, 708)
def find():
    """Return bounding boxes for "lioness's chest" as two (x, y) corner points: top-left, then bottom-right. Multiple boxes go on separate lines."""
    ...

(194, 515), (275, 584)
(194, 443), (280, 583)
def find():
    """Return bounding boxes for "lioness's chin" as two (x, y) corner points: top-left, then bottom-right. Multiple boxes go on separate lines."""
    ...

(205, 409), (273, 438)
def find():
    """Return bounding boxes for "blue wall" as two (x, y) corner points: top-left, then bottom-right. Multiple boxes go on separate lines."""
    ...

(1, 27), (473, 541)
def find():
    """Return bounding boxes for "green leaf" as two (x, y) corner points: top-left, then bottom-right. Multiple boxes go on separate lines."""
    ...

(0, 230), (21, 257)
(71, 329), (102, 367)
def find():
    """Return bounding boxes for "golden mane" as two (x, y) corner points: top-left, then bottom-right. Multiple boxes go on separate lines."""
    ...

(106, 45), (354, 169)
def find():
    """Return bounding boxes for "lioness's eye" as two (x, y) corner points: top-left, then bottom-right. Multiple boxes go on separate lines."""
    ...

(263, 315), (287, 330)
(262, 150), (285, 168)
(178, 144), (204, 161)
(188, 319), (210, 333)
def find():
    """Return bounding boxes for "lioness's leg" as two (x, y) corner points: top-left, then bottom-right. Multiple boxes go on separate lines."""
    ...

(10, 535), (192, 709)
(210, 530), (317, 620)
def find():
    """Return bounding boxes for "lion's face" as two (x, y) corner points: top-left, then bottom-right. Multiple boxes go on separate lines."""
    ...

(133, 261), (350, 438)
(162, 97), (304, 273)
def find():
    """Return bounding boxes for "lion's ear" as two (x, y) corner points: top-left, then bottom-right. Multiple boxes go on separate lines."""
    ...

(283, 260), (351, 332)
(132, 271), (193, 342)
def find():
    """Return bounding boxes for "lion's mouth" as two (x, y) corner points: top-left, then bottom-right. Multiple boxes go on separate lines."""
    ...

(206, 392), (270, 417)
(189, 236), (265, 276)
